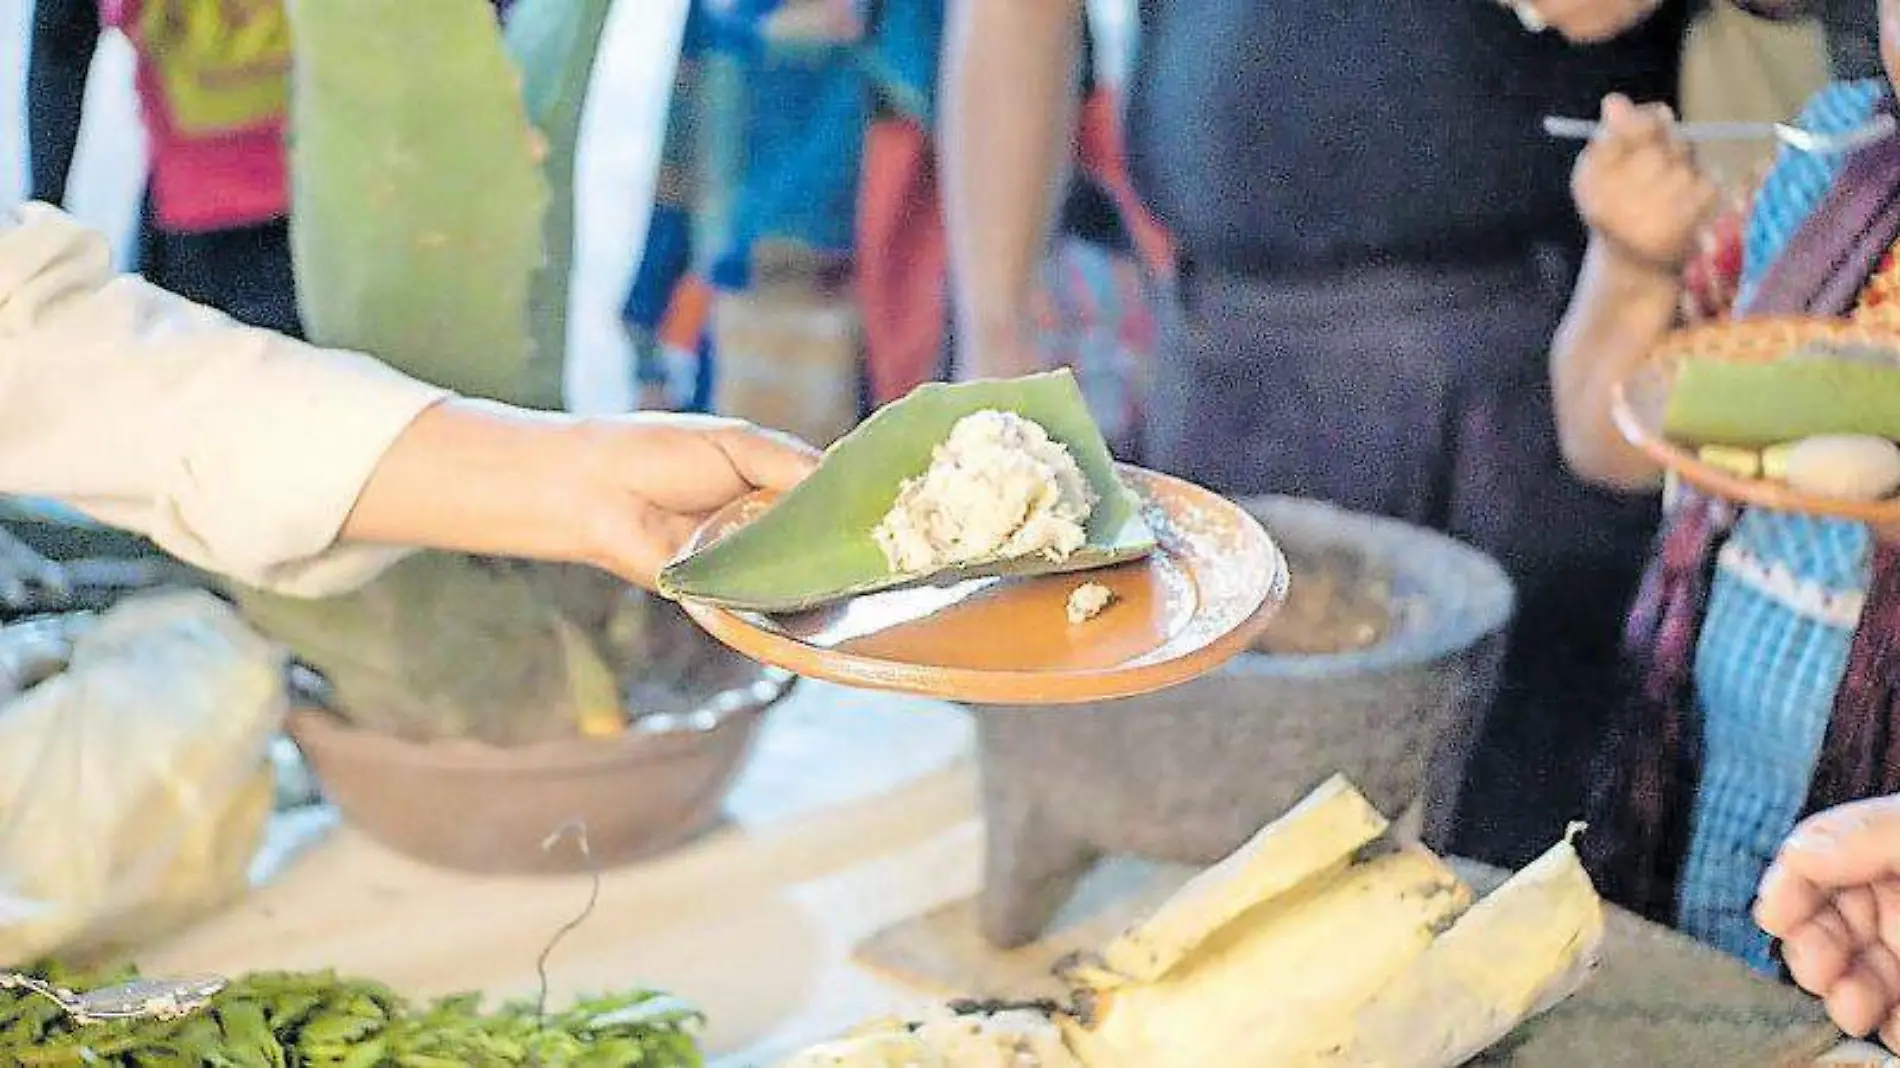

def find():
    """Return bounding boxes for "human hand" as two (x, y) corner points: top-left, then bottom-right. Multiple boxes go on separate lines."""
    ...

(1572, 93), (1721, 278)
(1511, 0), (1666, 42)
(1754, 796), (1900, 1050)
(347, 403), (821, 589)
(564, 412), (822, 584)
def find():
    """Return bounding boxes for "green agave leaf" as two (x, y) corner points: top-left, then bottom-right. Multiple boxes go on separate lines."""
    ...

(1664, 357), (1900, 448)
(657, 370), (1156, 614)
(504, 0), (619, 408)
(286, 0), (547, 406)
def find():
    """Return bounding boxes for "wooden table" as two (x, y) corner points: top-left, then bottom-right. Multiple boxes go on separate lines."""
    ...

(142, 682), (1884, 1066)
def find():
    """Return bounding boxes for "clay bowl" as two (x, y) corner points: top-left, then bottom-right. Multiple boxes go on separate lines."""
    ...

(287, 602), (797, 875)
(971, 495), (1516, 946)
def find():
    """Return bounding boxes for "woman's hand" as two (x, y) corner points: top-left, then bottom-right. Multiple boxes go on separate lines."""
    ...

(567, 412), (822, 583)
(1755, 796), (1900, 1050)
(344, 402), (821, 588)
(1572, 94), (1720, 279)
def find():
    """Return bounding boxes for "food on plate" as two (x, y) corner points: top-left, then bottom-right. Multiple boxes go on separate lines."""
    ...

(1694, 444), (1762, 481)
(1662, 352), (1900, 449)
(1771, 434), (1900, 501)
(873, 410), (1098, 574)
(777, 776), (1606, 1068)
(1694, 433), (1900, 502)
(658, 371), (1155, 614)
(1659, 338), (1900, 505)
(1065, 582), (1114, 625)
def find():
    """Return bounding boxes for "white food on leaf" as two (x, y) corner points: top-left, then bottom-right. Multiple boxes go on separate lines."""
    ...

(873, 410), (1097, 575)
(1066, 583), (1114, 625)
(1778, 434), (1900, 501)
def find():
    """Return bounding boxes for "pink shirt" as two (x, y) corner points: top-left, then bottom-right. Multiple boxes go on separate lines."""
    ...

(102, 0), (289, 234)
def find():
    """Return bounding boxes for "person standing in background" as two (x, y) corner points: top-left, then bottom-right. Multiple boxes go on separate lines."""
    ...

(939, 0), (1702, 871)
(29, 0), (302, 336)
(27, 0), (518, 340)
(623, 0), (1162, 455)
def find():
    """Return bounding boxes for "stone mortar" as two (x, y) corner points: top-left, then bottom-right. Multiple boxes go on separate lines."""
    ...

(972, 494), (1517, 947)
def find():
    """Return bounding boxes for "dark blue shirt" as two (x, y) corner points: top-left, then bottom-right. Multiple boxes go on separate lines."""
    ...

(1124, 0), (1694, 274)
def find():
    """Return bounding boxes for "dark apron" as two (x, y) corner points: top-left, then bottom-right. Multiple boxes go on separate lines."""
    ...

(1145, 247), (1661, 868)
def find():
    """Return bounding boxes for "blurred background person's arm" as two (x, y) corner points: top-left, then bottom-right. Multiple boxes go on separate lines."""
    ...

(938, 0), (1084, 380)
(28, 0), (101, 209)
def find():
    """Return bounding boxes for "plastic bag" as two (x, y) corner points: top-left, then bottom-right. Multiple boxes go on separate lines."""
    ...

(0, 589), (288, 967)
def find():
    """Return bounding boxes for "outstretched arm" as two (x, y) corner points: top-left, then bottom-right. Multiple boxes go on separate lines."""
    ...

(0, 205), (816, 597)
(938, 0), (1085, 379)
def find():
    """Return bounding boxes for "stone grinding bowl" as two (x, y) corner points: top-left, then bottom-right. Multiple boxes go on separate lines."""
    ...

(972, 494), (1516, 947)
(286, 597), (796, 876)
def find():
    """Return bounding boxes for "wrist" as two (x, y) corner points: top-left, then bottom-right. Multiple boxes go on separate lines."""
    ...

(1588, 233), (1690, 290)
(350, 400), (599, 568)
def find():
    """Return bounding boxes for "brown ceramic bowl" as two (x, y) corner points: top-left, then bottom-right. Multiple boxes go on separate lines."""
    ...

(287, 668), (795, 875)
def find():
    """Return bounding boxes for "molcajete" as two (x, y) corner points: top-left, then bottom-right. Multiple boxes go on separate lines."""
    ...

(972, 495), (1515, 947)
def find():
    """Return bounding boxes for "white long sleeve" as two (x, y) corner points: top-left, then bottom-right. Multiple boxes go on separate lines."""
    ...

(0, 203), (451, 597)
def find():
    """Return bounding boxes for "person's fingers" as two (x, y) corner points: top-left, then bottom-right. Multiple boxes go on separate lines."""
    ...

(1863, 941), (1900, 994)
(710, 422), (823, 494)
(1838, 885), (1885, 946)
(1780, 797), (1900, 890)
(1875, 877), (1900, 932)
(1757, 859), (1829, 937)
(591, 505), (712, 590)
(1597, 93), (1662, 155)
(1880, 1009), (1900, 1056)
(1827, 948), (1900, 1037)
(1784, 906), (1857, 994)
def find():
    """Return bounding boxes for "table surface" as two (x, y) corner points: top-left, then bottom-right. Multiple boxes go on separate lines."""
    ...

(141, 681), (1884, 1067)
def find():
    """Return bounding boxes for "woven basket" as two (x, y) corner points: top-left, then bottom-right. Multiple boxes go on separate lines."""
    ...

(1612, 315), (1900, 526)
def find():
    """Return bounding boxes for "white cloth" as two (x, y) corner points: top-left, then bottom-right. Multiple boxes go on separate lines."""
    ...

(0, 203), (449, 597)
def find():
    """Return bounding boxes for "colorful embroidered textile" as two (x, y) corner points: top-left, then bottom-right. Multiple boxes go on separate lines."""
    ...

(1584, 83), (1900, 969)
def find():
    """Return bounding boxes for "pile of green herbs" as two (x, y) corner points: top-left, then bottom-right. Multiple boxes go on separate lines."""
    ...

(0, 962), (703, 1067)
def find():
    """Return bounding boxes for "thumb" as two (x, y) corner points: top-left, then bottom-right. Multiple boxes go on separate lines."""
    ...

(1779, 796), (1900, 889)
(712, 422), (822, 493)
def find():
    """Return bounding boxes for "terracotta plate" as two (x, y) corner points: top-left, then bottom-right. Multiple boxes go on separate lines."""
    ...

(1612, 317), (1900, 526)
(671, 466), (1289, 705)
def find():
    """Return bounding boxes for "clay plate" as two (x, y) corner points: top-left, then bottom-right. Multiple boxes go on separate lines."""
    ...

(671, 466), (1289, 705)
(1612, 317), (1900, 526)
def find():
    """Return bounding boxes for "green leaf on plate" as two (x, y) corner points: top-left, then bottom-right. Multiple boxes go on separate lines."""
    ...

(657, 370), (1156, 613)
(1663, 356), (1900, 447)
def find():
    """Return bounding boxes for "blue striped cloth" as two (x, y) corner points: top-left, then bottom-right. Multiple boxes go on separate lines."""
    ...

(1675, 79), (1885, 974)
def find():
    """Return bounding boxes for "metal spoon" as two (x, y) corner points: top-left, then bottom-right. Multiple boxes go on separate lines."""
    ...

(1541, 112), (1898, 155)
(0, 971), (228, 1025)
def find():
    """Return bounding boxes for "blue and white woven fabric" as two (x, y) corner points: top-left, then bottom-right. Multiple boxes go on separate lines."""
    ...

(1675, 78), (1885, 974)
